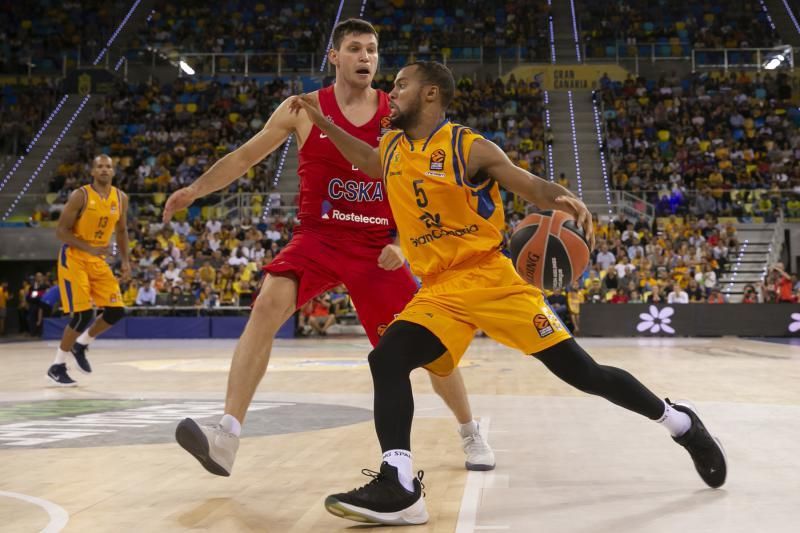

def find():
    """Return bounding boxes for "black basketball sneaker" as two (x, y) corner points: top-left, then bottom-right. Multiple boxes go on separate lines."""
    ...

(324, 462), (429, 525)
(669, 399), (727, 488)
(47, 363), (77, 387)
(71, 342), (92, 373)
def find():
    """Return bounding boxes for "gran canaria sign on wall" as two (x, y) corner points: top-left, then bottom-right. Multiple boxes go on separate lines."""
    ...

(504, 64), (630, 91)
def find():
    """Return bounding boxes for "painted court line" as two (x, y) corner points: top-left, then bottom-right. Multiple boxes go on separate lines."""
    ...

(0, 490), (69, 532)
(455, 417), (492, 533)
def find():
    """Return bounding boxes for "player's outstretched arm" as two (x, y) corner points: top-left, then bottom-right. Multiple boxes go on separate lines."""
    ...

(289, 94), (382, 179)
(468, 139), (595, 248)
(162, 98), (297, 222)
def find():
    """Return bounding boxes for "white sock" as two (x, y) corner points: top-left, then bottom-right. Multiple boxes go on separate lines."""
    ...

(76, 331), (96, 346)
(54, 349), (71, 365)
(459, 419), (479, 438)
(657, 401), (692, 437)
(220, 414), (242, 437)
(382, 449), (414, 492)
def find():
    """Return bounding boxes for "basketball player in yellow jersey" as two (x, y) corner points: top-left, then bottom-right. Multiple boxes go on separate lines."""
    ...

(292, 61), (726, 525)
(47, 155), (129, 386)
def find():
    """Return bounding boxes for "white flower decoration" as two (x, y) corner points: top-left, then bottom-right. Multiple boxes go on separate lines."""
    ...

(637, 305), (676, 334)
(789, 313), (800, 333)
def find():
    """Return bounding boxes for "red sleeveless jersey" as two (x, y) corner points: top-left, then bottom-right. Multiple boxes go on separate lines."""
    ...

(296, 85), (395, 237)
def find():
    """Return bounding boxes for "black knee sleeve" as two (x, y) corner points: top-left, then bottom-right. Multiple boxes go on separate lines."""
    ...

(368, 321), (446, 379)
(69, 310), (94, 332)
(100, 306), (125, 325)
(536, 338), (664, 419)
(368, 321), (447, 452)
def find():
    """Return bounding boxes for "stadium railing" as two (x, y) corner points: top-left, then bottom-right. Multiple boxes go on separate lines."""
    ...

(584, 42), (796, 74)
(5, 188), (800, 227)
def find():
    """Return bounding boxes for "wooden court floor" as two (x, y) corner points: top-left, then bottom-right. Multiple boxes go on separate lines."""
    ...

(1, 335), (799, 532)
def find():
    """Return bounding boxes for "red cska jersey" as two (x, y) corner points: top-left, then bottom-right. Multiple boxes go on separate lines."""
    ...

(296, 85), (395, 237)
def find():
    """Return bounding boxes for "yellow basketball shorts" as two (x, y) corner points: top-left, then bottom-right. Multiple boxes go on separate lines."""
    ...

(394, 251), (572, 376)
(57, 245), (123, 313)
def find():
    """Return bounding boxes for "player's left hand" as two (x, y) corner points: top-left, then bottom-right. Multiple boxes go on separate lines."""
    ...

(378, 244), (405, 271)
(288, 94), (327, 130)
(555, 195), (595, 249)
(120, 261), (131, 278)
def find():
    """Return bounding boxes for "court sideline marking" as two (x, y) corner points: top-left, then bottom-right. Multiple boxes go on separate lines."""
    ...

(455, 417), (495, 533)
(0, 490), (69, 532)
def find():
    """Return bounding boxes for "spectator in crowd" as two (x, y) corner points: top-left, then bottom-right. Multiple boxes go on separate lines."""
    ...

(586, 278), (605, 303)
(595, 243), (617, 271)
(546, 287), (570, 325)
(306, 294), (336, 336)
(648, 285), (665, 304)
(707, 288), (727, 304)
(771, 263), (794, 303)
(122, 279), (139, 307)
(567, 280), (584, 334)
(668, 284), (689, 304)
(17, 280), (30, 334)
(136, 281), (157, 306)
(686, 279), (705, 302)
(742, 284), (758, 303)
(0, 281), (9, 336)
(26, 273), (50, 336)
(33, 285), (60, 337)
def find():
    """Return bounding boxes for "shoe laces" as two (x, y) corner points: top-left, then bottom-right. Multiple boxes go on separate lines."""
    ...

(349, 469), (426, 497)
(463, 432), (488, 451)
(203, 423), (237, 441)
(349, 468), (385, 496)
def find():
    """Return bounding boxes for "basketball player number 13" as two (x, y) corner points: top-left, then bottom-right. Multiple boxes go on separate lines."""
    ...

(95, 216), (110, 239)
(413, 180), (428, 208)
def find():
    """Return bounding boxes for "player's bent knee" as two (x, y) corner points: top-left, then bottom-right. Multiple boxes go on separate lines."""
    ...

(100, 306), (125, 325)
(252, 288), (294, 320)
(368, 345), (410, 378)
(69, 309), (94, 332)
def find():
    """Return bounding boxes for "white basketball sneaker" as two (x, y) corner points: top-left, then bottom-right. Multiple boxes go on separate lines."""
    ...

(460, 422), (496, 471)
(175, 418), (239, 476)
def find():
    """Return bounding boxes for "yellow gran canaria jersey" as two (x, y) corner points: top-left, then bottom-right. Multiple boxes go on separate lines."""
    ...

(379, 120), (504, 278)
(73, 185), (122, 250)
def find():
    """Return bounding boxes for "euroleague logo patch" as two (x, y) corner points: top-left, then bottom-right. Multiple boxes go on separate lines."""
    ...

(533, 314), (554, 337)
(377, 323), (388, 337)
(429, 148), (446, 171)
(379, 115), (393, 138)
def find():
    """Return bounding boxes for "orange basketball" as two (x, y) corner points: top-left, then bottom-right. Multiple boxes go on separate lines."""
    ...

(509, 210), (590, 291)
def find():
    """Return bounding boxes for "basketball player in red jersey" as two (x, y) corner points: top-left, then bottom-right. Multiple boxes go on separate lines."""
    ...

(162, 19), (494, 476)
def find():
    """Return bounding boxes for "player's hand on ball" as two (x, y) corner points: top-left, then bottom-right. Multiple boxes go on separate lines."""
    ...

(378, 244), (405, 270)
(289, 94), (327, 129)
(554, 195), (595, 249)
(163, 187), (196, 223)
